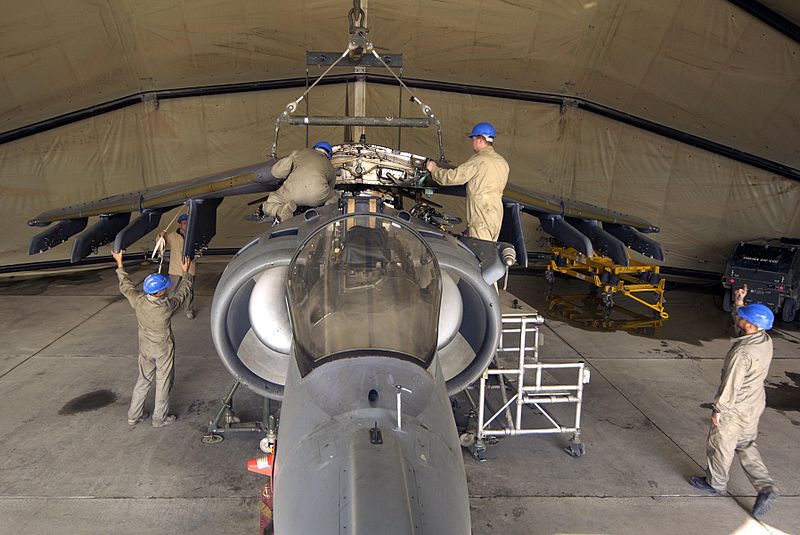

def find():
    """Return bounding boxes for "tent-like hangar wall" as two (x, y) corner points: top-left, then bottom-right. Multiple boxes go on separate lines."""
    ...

(1, 0), (799, 270)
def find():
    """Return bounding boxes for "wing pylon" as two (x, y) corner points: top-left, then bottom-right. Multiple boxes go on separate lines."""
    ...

(28, 160), (279, 261)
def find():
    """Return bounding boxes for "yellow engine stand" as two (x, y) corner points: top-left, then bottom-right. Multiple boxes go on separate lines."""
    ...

(546, 246), (669, 319)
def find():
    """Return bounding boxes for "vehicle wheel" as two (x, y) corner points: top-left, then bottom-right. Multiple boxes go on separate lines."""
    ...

(722, 289), (732, 312)
(782, 297), (797, 323)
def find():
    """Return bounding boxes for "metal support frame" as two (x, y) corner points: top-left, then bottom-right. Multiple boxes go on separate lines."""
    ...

(468, 309), (590, 459)
(548, 246), (669, 319)
(282, 116), (431, 128)
(271, 14), (445, 161)
(202, 380), (273, 444)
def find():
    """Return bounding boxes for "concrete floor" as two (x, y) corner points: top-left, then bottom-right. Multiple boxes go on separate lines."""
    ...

(0, 260), (798, 535)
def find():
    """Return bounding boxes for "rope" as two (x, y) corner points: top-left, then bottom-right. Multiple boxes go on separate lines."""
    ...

(153, 209), (186, 274)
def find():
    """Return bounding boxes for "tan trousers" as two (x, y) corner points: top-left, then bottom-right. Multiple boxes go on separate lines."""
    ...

(127, 346), (175, 423)
(705, 413), (776, 493)
(468, 224), (496, 241)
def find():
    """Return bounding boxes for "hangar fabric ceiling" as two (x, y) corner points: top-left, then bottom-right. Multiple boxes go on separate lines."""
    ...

(0, 0), (798, 271)
(2, 0), (798, 169)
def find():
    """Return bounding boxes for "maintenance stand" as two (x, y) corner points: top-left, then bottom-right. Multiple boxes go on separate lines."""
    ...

(462, 290), (590, 460)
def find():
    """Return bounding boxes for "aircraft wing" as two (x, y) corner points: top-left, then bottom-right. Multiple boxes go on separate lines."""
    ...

(27, 159), (280, 262)
(26, 142), (663, 269)
(498, 182), (663, 267)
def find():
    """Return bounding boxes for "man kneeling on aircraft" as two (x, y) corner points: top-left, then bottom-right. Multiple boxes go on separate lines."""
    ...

(112, 250), (193, 428)
(253, 141), (338, 223)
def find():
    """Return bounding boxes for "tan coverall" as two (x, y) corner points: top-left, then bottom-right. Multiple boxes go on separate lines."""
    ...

(164, 230), (196, 315)
(705, 308), (776, 493)
(430, 146), (509, 241)
(262, 148), (337, 221)
(118, 268), (193, 424)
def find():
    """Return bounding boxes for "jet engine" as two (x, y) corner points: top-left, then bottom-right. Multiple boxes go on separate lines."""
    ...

(210, 197), (508, 400)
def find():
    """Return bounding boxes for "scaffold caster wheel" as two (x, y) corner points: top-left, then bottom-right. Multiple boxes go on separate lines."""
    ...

(469, 440), (487, 462)
(565, 438), (585, 458)
(459, 432), (475, 448)
(202, 433), (224, 444)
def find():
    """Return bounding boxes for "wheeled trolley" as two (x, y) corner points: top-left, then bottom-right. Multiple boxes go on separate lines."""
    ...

(547, 246), (668, 319)
(463, 291), (591, 460)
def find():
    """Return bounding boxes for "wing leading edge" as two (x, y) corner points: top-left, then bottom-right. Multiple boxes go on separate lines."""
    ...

(28, 159), (279, 262)
(25, 146), (663, 269)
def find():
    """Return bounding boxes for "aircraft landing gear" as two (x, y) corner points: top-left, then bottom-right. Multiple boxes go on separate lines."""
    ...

(202, 380), (273, 444)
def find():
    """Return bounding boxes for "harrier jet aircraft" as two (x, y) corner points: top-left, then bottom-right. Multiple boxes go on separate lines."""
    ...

(25, 11), (662, 533)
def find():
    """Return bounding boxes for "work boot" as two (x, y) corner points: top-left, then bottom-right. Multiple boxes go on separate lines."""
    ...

(127, 411), (150, 426)
(152, 414), (178, 428)
(752, 487), (778, 519)
(186, 310), (195, 320)
(688, 476), (722, 496)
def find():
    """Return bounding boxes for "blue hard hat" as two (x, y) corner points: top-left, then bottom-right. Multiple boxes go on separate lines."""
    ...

(177, 214), (188, 223)
(468, 122), (496, 140)
(737, 303), (774, 330)
(143, 273), (171, 295)
(313, 141), (333, 158)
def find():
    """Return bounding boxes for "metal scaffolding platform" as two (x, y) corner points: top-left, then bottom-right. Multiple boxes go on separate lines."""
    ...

(463, 290), (590, 460)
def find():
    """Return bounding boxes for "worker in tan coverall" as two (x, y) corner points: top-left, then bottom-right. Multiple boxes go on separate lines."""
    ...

(425, 122), (509, 241)
(160, 214), (196, 319)
(260, 141), (338, 222)
(689, 284), (778, 519)
(113, 249), (193, 428)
